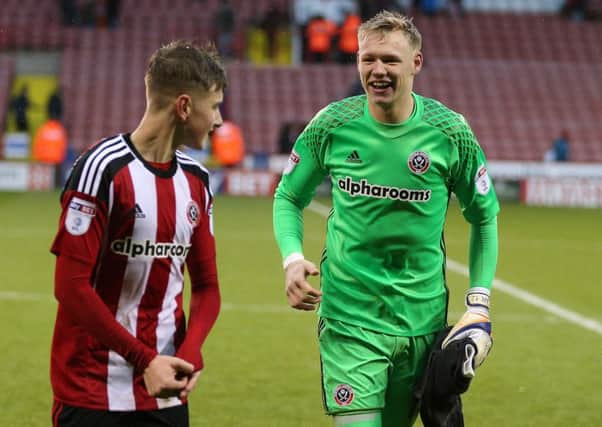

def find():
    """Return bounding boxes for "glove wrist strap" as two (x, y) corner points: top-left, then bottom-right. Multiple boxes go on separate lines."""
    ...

(466, 287), (490, 317)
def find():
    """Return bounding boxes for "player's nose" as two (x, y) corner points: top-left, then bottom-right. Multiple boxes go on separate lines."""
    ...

(372, 59), (386, 75)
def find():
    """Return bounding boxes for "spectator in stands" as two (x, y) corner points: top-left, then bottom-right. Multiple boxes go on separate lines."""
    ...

(336, 10), (361, 63)
(32, 119), (68, 187)
(305, 14), (338, 62)
(80, 0), (98, 27)
(211, 120), (245, 167)
(47, 85), (64, 122)
(550, 130), (571, 162)
(420, 0), (444, 17)
(278, 121), (306, 154)
(10, 85), (31, 133)
(359, 0), (399, 21)
(214, 0), (236, 59)
(106, 0), (121, 28)
(261, 2), (289, 61)
(560, 0), (589, 21)
(60, 0), (80, 26)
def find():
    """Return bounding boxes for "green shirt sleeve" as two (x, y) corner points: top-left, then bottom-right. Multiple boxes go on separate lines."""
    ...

(273, 117), (329, 261)
(447, 114), (499, 290)
(469, 217), (498, 289)
(449, 115), (500, 224)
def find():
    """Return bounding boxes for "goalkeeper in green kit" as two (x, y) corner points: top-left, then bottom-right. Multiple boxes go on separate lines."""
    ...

(273, 10), (499, 427)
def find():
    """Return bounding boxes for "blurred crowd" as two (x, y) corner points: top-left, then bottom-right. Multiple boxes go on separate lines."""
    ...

(55, 0), (600, 64)
(60, 0), (121, 28)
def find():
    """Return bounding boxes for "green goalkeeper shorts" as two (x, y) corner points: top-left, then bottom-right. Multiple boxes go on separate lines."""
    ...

(318, 317), (438, 427)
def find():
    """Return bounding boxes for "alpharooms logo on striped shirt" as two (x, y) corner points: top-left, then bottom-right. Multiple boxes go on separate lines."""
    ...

(338, 176), (431, 202)
(110, 237), (191, 259)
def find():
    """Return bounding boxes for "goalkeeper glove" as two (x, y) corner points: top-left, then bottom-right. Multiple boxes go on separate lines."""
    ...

(442, 287), (493, 378)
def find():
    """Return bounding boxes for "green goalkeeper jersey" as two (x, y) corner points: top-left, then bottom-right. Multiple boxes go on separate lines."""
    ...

(273, 93), (499, 336)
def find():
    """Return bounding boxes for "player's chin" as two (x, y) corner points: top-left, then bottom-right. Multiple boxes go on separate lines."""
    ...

(368, 92), (393, 105)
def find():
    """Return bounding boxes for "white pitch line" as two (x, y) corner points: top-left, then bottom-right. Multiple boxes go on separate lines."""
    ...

(0, 291), (50, 301)
(446, 260), (602, 335)
(308, 201), (602, 336)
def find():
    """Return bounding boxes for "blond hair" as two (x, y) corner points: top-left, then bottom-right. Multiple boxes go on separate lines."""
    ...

(358, 10), (422, 51)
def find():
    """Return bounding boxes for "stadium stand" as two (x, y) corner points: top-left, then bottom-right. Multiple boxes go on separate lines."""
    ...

(414, 13), (602, 63)
(415, 59), (602, 162)
(410, 13), (602, 161)
(1, 1), (601, 161)
(227, 63), (358, 153)
(0, 0), (62, 50)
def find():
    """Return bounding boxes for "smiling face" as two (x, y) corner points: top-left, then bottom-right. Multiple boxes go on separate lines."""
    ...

(357, 30), (422, 121)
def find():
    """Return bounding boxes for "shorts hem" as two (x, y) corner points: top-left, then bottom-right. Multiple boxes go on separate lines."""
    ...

(326, 408), (382, 416)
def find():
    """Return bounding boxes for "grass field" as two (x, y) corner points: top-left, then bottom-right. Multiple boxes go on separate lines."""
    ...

(0, 191), (601, 426)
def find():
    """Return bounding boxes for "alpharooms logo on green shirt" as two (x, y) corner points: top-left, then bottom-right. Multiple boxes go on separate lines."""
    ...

(337, 176), (432, 202)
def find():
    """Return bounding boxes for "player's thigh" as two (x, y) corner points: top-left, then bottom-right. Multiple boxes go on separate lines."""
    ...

(382, 333), (438, 427)
(334, 411), (382, 427)
(318, 317), (395, 416)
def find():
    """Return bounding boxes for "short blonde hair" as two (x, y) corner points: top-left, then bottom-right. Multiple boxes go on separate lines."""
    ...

(358, 10), (422, 51)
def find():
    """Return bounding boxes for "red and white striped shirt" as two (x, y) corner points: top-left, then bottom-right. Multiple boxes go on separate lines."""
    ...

(50, 134), (220, 411)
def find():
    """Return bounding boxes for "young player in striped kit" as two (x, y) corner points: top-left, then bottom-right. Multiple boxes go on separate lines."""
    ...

(50, 40), (225, 427)
(273, 11), (499, 427)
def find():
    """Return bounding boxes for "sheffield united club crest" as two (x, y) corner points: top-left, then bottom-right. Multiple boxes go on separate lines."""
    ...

(186, 200), (200, 226)
(408, 151), (430, 174)
(333, 384), (354, 406)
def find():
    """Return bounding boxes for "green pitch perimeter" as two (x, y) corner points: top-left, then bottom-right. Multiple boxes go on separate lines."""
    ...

(0, 192), (600, 426)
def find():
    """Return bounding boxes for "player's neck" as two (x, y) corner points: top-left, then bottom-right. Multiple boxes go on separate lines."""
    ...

(130, 113), (176, 163)
(369, 93), (414, 124)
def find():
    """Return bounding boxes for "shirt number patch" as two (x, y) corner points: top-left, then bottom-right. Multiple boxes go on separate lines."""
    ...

(65, 197), (97, 236)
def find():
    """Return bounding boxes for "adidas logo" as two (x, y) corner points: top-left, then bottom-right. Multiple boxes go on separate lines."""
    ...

(134, 203), (146, 219)
(346, 150), (362, 163)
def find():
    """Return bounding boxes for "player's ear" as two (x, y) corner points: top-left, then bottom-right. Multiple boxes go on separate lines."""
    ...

(175, 94), (192, 122)
(412, 51), (423, 75)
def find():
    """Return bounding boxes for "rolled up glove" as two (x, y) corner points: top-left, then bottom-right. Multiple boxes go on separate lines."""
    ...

(442, 287), (493, 378)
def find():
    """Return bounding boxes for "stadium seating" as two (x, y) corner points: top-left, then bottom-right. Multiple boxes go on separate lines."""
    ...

(1, 1), (600, 161)
(0, 0), (62, 50)
(414, 13), (602, 64)
(415, 59), (602, 161)
(226, 63), (358, 153)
